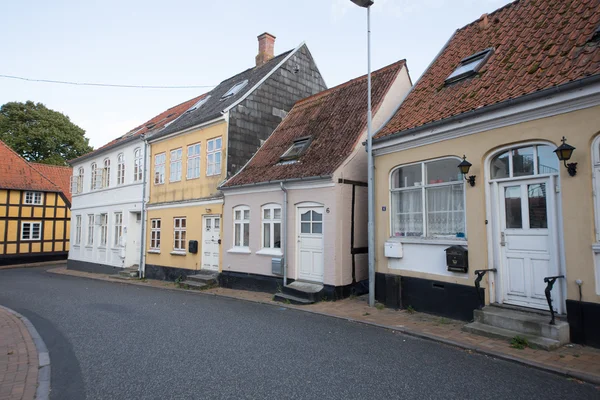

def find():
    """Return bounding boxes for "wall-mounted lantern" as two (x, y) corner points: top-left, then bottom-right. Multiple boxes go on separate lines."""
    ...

(553, 136), (577, 177)
(458, 155), (476, 187)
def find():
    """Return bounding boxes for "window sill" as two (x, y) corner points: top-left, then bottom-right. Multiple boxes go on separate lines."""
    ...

(98, 246), (107, 249)
(85, 245), (94, 249)
(388, 236), (467, 246)
(256, 249), (283, 257)
(227, 247), (251, 254)
(148, 249), (161, 254)
(170, 251), (187, 256)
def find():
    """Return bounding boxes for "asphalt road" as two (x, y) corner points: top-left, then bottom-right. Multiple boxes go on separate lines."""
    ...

(0, 267), (597, 400)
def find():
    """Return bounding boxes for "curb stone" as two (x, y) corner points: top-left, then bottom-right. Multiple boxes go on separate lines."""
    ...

(0, 305), (51, 400)
(47, 267), (600, 387)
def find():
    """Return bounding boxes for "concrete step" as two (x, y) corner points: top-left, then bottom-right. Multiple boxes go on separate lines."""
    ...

(463, 322), (562, 351)
(281, 281), (324, 303)
(186, 273), (218, 285)
(474, 306), (569, 343)
(109, 274), (137, 281)
(179, 281), (207, 291)
(273, 292), (314, 305)
(118, 269), (139, 278)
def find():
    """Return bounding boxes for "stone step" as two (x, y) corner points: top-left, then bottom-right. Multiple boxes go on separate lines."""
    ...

(463, 322), (562, 351)
(273, 292), (314, 305)
(186, 273), (218, 285)
(474, 306), (569, 343)
(179, 281), (207, 291)
(119, 270), (139, 278)
(109, 274), (137, 281)
(281, 281), (324, 303)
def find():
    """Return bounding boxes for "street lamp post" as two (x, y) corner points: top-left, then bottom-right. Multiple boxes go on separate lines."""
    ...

(351, 0), (375, 307)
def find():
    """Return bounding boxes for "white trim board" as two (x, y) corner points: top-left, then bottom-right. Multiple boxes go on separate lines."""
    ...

(373, 82), (600, 155)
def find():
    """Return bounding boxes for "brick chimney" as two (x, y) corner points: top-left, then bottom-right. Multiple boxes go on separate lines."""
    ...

(256, 32), (276, 67)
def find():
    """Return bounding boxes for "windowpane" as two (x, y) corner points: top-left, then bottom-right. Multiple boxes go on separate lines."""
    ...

(274, 223), (281, 248)
(537, 145), (559, 175)
(243, 223), (249, 246)
(392, 164), (422, 188)
(391, 189), (423, 237)
(311, 211), (322, 221)
(301, 211), (311, 222)
(263, 223), (270, 248)
(504, 186), (522, 229)
(274, 208), (281, 220)
(216, 138), (222, 149)
(528, 183), (548, 229)
(512, 147), (534, 177)
(235, 224), (241, 247)
(491, 151), (510, 179)
(426, 159), (462, 184)
(264, 209), (271, 220)
(301, 223), (310, 233)
(426, 184), (465, 236)
(312, 222), (322, 234)
(214, 218), (220, 229)
(243, 210), (250, 220)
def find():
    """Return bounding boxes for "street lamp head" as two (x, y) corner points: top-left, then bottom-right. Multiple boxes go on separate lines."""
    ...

(350, 0), (374, 7)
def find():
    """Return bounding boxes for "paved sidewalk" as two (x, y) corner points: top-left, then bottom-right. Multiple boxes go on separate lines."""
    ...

(0, 308), (39, 400)
(50, 266), (600, 386)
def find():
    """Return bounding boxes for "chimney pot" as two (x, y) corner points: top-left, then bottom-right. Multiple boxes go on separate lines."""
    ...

(256, 32), (276, 67)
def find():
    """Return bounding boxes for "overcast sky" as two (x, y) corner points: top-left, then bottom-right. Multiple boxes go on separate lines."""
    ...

(1, 0), (512, 148)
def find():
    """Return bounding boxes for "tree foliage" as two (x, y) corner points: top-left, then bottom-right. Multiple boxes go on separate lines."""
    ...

(0, 101), (93, 165)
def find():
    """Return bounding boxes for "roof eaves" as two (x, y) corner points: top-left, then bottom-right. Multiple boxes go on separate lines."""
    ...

(147, 114), (226, 144)
(220, 174), (332, 190)
(68, 134), (144, 165)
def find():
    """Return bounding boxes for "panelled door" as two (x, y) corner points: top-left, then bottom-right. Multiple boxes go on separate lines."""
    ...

(297, 207), (324, 282)
(202, 216), (220, 271)
(498, 177), (560, 310)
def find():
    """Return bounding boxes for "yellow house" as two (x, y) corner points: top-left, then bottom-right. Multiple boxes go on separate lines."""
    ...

(0, 141), (71, 265)
(143, 33), (326, 280)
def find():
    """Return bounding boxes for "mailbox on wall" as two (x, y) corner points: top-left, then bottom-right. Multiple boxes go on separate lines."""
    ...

(189, 240), (198, 254)
(445, 245), (468, 273)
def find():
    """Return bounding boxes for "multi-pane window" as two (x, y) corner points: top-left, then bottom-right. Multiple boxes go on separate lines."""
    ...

(390, 158), (466, 238)
(102, 158), (111, 188)
(150, 219), (161, 250)
(233, 206), (250, 247)
(262, 204), (281, 249)
(87, 214), (94, 245)
(300, 210), (323, 234)
(207, 137), (222, 176)
(170, 148), (182, 182)
(117, 153), (125, 185)
(99, 213), (108, 246)
(21, 222), (41, 240)
(154, 153), (166, 185)
(23, 192), (42, 205)
(187, 143), (201, 179)
(77, 167), (84, 193)
(173, 217), (187, 251)
(114, 212), (123, 247)
(490, 144), (559, 179)
(91, 163), (98, 190)
(134, 148), (143, 182)
(75, 215), (82, 245)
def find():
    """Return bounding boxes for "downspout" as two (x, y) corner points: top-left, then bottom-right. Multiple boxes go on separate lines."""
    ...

(138, 134), (148, 278)
(280, 182), (288, 286)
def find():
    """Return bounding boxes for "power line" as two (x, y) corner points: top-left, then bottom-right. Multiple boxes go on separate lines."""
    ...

(0, 74), (216, 89)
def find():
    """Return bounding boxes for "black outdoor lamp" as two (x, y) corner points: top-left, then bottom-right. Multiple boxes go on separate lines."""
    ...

(553, 136), (577, 176)
(458, 155), (476, 187)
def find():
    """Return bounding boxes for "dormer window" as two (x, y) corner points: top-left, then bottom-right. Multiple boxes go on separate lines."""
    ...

(445, 48), (493, 85)
(221, 80), (248, 100)
(280, 137), (311, 161)
(186, 96), (211, 113)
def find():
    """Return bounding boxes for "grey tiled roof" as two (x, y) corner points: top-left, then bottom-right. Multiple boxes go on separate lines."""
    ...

(153, 49), (294, 140)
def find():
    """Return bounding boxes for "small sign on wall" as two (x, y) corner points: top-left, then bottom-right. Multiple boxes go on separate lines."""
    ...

(382, 206), (386, 211)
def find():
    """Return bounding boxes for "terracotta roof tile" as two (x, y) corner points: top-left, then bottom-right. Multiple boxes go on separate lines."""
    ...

(30, 163), (73, 203)
(376, 0), (600, 139)
(223, 60), (406, 188)
(0, 141), (61, 194)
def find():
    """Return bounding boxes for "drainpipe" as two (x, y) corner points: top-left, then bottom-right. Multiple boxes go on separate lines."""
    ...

(138, 134), (148, 278)
(280, 182), (288, 286)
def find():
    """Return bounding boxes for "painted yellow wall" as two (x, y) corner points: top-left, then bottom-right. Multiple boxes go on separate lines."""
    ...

(145, 203), (223, 271)
(149, 120), (228, 205)
(374, 105), (600, 303)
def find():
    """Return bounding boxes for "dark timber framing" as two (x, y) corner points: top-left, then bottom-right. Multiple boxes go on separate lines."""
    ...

(338, 178), (368, 284)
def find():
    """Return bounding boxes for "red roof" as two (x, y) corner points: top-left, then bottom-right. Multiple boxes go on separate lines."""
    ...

(31, 163), (73, 203)
(70, 94), (207, 163)
(0, 141), (62, 194)
(376, 0), (600, 139)
(223, 60), (406, 187)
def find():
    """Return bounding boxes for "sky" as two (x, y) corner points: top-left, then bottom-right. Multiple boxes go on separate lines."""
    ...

(0, 0), (512, 149)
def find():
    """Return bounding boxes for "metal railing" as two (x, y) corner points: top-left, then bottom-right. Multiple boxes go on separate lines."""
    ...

(543, 275), (564, 325)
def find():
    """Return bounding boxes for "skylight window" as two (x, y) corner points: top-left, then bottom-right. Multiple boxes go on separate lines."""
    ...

(280, 137), (311, 161)
(221, 80), (248, 100)
(445, 48), (493, 84)
(186, 96), (211, 113)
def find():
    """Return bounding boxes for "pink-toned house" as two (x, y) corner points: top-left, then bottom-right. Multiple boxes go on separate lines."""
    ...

(219, 60), (412, 303)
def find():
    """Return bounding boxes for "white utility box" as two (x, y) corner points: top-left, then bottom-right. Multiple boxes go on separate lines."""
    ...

(384, 241), (403, 258)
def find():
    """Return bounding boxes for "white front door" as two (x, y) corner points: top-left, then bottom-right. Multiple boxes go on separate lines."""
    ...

(498, 177), (560, 310)
(297, 207), (324, 282)
(202, 216), (220, 271)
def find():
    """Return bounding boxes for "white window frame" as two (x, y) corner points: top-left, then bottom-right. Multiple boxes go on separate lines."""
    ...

(117, 153), (125, 185)
(87, 214), (94, 245)
(389, 157), (466, 239)
(23, 191), (43, 205)
(173, 217), (187, 252)
(170, 148), (183, 182)
(134, 148), (143, 182)
(75, 215), (82, 245)
(21, 222), (41, 241)
(102, 158), (111, 188)
(187, 143), (201, 179)
(90, 163), (99, 190)
(154, 153), (166, 185)
(206, 137), (222, 176)
(150, 219), (161, 251)
(77, 167), (84, 193)
(261, 204), (281, 250)
(114, 212), (123, 247)
(99, 213), (108, 247)
(233, 206), (250, 249)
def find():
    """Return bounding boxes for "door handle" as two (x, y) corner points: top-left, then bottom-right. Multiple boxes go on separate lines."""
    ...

(218, 239), (221, 245)
(500, 232), (506, 247)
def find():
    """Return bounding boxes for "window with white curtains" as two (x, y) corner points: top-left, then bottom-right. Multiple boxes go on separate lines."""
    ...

(390, 158), (466, 238)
